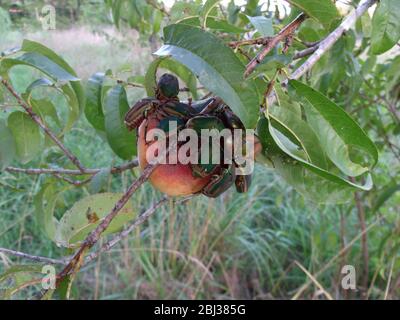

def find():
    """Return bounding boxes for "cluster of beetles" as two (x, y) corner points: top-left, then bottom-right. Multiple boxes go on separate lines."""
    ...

(124, 73), (259, 198)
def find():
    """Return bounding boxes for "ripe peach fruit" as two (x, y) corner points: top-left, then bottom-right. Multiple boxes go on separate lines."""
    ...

(137, 115), (212, 196)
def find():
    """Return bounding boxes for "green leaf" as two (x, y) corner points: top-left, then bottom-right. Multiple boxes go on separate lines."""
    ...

(256, 116), (370, 203)
(30, 98), (61, 129)
(34, 183), (71, 241)
(21, 40), (78, 77)
(26, 78), (54, 94)
(145, 57), (198, 99)
(85, 72), (106, 131)
(1, 40), (84, 132)
(104, 85), (136, 159)
(1, 52), (79, 82)
(372, 183), (400, 213)
(268, 120), (372, 190)
(22, 79), (78, 135)
(56, 193), (136, 247)
(20, 40), (85, 116)
(0, 264), (44, 299)
(155, 24), (260, 128)
(0, 119), (16, 170)
(89, 167), (111, 194)
(60, 84), (80, 134)
(250, 52), (292, 77)
(358, 11), (372, 38)
(144, 58), (162, 97)
(206, 17), (247, 34)
(371, 0), (400, 55)
(178, 16), (246, 34)
(7, 111), (43, 164)
(289, 80), (378, 177)
(298, 21), (324, 42)
(201, 0), (222, 28)
(247, 15), (274, 37)
(269, 107), (328, 169)
(287, 0), (339, 28)
(0, 265), (43, 283)
(54, 274), (76, 300)
(170, 1), (201, 22)
(152, 9), (163, 34)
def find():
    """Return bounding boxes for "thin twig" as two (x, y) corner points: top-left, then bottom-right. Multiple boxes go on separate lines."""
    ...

(229, 37), (271, 48)
(384, 257), (395, 300)
(5, 159), (138, 176)
(1, 79), (86, 172)
(51, 131), (178, 287)
(294, 260), (333, 300)
(240, 49), (253, 62)
(353, 187), (369, 298)
(52, 173), (92, 186)
(266, 0), (377, 109)
(289, 0), (377, 80)
(84, 195), (195, 264)
(147, 0), (170, 17)
(380, 95), (400, 124)
(293, 45), (318, 60)
(85, 196), (169, 264)
(180, 86), (205, 92)
(0, 247), (68, 265)
(244, 13), (307, 78)
(0, 196), (194, 268)
(54, 163), (158, 285)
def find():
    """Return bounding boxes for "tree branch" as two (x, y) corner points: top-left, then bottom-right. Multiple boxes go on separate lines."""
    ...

(244, 13), (307, 78)
(5, 159), (138, 176)
(0, 196), (194, 268)
(0, 247), (68, 265)
(1, 79), (86, 172)
(289, 0), (377, 80)
(293, 45), (319, 60)
(51, 133), (180, 289)
(229, 37), (272, 48)
(51, 173), (92, 186)
(85, 196), (169, 264)
(54, 162), (158, 285)
(84, 195), (195, 264)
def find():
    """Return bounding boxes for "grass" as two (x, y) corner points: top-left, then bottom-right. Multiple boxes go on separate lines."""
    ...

(0, 25), (399, 300)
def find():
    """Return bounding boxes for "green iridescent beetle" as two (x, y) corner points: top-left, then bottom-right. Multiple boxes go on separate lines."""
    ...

(124, 73), (253, 198)
(124, 73), (195, 131)
(189, 98), (253, 195)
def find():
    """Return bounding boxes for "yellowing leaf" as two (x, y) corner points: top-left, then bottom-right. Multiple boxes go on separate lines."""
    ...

(56, 193), (136, 248)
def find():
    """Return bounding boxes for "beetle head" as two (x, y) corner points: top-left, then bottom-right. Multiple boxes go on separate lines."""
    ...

(157, 73), (179, 99)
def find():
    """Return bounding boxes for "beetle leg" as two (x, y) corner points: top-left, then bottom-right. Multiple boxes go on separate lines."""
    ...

(143, 118), (151, 146)
(198, 97), (223, 115)
(124, 98), (156, 131)
(234, 164), (252, 193)
(202, 166), (235, 198)
(217, 104), (246, 131)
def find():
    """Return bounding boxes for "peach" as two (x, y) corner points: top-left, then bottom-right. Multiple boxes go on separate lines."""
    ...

(137, 115), (212, 196)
